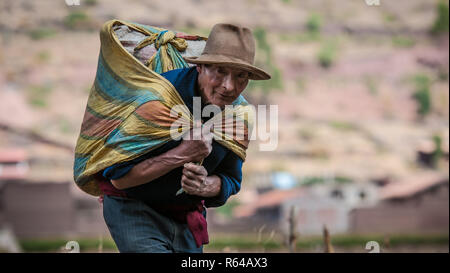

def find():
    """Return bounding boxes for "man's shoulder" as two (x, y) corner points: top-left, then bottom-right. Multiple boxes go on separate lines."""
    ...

(160, 66), (197, 85)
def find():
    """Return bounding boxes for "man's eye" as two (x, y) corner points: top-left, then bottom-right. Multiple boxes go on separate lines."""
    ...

(238, 73), (248, 79)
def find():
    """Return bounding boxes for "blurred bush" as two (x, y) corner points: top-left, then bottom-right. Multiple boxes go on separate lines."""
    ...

(431, 0), (449, 35)
(392, 36), (416, 48)
(35, 51), (51, 64)
(214, 199), (240, 218)
(317, 40), (338, 68)
(64, 11), (90, 30)
(248, 27), (283, 93)
(412, 74), (431, 118)
(299, 175), (353, 186)
(27, 84), (53, 108)
(28, 28), (57, 40)
(363, 75), (379, 95)
(306, 13), (322, 35)
(431, 134), (444, 168)
(85, 0), (98, 6)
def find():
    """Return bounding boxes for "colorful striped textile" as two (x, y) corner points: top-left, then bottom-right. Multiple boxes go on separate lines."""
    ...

(73, 20), (255, 196)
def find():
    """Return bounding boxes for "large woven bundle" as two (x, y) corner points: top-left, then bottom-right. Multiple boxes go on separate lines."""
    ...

(73, 20), (254, 196)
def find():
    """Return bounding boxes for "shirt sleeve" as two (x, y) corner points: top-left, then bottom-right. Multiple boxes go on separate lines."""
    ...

(204, 151), (243, 208)
(102, 156), (144, 180)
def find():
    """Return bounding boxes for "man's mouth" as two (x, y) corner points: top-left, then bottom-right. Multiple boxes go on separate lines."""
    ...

(218, 93), (234, 100)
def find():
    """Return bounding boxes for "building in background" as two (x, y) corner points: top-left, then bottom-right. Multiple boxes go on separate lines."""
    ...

(0, 143), (108, 240)
(350, 172), (449, 234)
(0, 149), (29, 181)
(215, 172), (448, 237)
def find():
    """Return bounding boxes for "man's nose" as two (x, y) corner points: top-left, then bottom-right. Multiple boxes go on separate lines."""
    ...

(221, 74), (236, 93)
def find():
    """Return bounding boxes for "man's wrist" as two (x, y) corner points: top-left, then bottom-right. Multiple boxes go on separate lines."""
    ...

(203, 175), (222, 197)
(170, 145), (193, 165)
(138, 147), (187, 178)
(158, 145), (191, 167)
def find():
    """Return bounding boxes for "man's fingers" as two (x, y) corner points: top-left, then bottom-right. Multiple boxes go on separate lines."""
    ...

(181, 175), (201, 193)
(181, 182), (196, 194)
(182, 174), (199, 186)
(183, 168), (201, 181)
(184, 163), (207, 176)
(184, 162), (198, 170)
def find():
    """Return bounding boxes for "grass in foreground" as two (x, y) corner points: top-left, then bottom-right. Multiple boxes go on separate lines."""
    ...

(17, 233), (448, 253)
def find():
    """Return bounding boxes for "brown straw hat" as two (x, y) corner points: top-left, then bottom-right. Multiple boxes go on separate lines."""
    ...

(184, 23), (271, 80)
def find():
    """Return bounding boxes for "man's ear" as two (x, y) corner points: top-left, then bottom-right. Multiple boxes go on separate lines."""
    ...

(196, 64), (202, 74)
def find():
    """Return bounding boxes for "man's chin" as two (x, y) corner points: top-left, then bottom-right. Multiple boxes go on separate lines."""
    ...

(207, 100), (228, 109)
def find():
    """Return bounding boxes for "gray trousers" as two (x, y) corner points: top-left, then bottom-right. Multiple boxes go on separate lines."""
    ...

(103, 195), (203, 253)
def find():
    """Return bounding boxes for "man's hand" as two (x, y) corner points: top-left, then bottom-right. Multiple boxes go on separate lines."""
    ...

(181, 163), (221, 197)
(177, 121), (213, 163)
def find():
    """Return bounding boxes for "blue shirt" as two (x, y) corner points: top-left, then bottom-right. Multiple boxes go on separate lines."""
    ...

(102, 67), (243, 208)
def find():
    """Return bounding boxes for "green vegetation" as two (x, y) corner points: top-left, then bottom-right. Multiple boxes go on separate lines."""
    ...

(431, 0), (449, 35)
(363, 75), (378, 95)
(64, 11), (89, 29)
(85, 0), (98, 6)
(278, 13), (324, 44)
(19, 238), (117, 253)
(383, 12), (398, 23)
(214, 199), (240, 218)
(206, 236), (280, 250)
(317, 40), (338, 68)
(16, 233), (448, 252)
(59, 117), (73, 134)
(306, 13), (322, 35)
(329, 120), (357, 131)
(27, 84), (53, 108)
(35, 50), (51, 64)
(322, 233), (448, 248)
(431, 134), (444, 168)
(392, 36), (416, 48)
(299, 175), (353, 186)
(281, 13), (323, 43)
(28, 28), (56, 40)
(248, 27), (283, 93)
(412, 74), (432, 118)
(204, 233), (449, 251)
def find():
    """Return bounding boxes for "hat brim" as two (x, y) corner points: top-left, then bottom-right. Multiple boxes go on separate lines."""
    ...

(184, 54), (271, 81)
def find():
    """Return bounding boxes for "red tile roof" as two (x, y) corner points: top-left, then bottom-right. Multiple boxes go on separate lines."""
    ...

(233, 188), (304, 218)
(0, 149), (28, 163)
(379, 172), (448, 200)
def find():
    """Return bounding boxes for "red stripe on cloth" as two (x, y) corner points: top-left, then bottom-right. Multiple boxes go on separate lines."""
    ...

(81, 111), (122, 138)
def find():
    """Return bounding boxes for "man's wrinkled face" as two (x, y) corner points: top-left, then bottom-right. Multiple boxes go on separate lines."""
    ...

(197, 64), (250, 109)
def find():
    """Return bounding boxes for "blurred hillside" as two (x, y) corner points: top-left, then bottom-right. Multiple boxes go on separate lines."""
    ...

(0, 0), (449, 252)
(1, 0), (448, 184)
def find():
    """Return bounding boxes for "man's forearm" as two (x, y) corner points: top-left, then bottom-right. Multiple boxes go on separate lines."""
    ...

(111, 145), (190, 190)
